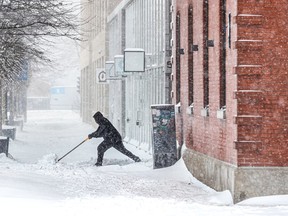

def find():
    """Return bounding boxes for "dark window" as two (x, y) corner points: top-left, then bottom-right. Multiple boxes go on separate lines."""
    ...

(203, 0), (209, 108)
(121, 9), (126, 51)
(188, 5), (194, 106)
(228, 12), (231, 49)
(176, 12), (181, 104)
(220, 0), (226, 108)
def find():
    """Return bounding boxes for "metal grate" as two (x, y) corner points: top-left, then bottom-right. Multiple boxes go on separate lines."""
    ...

(188, 5), (194, 106)
(175, 12), (181, 104)
(220, 0), (227, 108)
(203, 0), (209, 108)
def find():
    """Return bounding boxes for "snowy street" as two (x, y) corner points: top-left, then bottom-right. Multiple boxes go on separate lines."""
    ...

(0, 110), (287, 215)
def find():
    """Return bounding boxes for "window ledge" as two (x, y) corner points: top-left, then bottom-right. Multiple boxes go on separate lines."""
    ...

(186, 104), (194, 115)
(201, 107), (209, 117)
(217, 108), (226, 119)
(175, 103), (181, 114)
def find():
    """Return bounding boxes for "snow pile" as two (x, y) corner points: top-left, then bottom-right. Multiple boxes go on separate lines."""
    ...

(0, 153), (16, 164)
(37, 153), (58, 165)
(206, 190), (233, 205)
(0, 110), (287, 216)
(238, 195), (288, 206)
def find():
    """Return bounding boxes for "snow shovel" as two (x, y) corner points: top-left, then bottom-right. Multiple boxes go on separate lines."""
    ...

(57, 137), (89, 162)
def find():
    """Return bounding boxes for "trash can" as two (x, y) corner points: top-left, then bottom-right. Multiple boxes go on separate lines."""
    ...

(0, 136), (9, 156)
(151, 104), (177, 169)
(13, 119), (24, 131)
(2, 125), (16, 140)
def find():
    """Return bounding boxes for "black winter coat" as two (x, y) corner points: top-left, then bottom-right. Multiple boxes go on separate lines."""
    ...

(89, 115), (122, 143)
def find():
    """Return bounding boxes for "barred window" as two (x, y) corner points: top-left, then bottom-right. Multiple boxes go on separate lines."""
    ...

(203, 0), (209, 108)
(175, 12), (181, 104)
(188, 5), (194, 106)
(220, 0), (227, 108)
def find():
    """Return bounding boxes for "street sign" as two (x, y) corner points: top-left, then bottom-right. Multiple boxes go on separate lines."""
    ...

(124, 48), (145, 72)
(105, 61), (115, 78)
(114, 55), (124, 76)
(96, 68), (106, 83)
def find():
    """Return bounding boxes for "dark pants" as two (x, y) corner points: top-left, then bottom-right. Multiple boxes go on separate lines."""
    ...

(96, 140), (139, 165)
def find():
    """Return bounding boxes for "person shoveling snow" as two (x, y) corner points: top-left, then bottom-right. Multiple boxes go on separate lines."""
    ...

(88, 111), (141, 166)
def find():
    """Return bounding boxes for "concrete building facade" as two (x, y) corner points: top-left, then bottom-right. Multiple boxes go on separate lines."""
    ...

(106, 0), (173, 147)
(172, 0), (288, 202)
(80, 0), (122, 124)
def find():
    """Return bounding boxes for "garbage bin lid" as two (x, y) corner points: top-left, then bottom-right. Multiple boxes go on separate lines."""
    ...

(2, 125), (16, 129)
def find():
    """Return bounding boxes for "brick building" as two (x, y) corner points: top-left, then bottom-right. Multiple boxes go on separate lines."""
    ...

(172, 0), (288, 202)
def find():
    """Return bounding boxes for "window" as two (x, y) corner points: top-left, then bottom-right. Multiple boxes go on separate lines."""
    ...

(175, 12), (181, 104)
(228, 12), (231, 49)
(220, 0), (226, 108)
(203, 0), (209, 108)
(188, 5), (194, 106)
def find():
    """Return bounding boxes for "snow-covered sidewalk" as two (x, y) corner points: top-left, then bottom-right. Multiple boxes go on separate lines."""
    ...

(0, 110), (287, 216)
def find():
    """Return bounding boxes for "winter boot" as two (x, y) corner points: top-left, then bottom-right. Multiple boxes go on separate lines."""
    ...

(95, 162), (102, 166)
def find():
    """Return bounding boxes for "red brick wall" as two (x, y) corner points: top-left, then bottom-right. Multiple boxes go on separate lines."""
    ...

(173, 0), (238, 165)
(235, 0), (288, 166)
(173, 0), (288, 167)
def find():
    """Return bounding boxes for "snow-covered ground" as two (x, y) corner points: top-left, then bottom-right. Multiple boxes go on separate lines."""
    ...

(0, 110), (287, 216)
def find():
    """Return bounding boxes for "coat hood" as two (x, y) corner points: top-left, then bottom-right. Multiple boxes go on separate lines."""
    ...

(93, 111), (104, 124)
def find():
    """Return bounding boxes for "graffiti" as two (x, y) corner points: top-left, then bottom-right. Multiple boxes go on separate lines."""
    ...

(151, 105), (177, 169)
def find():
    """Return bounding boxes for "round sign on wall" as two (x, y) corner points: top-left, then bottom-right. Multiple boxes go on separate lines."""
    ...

(98, 71), (106, 82)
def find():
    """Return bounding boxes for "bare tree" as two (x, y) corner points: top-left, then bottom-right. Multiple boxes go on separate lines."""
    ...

(0, 0), (82, 131)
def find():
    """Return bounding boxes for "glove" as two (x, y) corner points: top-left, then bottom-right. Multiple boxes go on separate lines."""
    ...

(88, 134), (93, 139)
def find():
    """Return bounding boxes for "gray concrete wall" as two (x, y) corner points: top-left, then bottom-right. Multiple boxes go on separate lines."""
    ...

(183, 148), (288, 203)
(235, 167), (288, 202)
(183, 148), (236, 196)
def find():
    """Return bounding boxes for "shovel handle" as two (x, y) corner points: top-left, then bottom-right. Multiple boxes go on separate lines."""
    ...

(57, 137), (89, 162)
